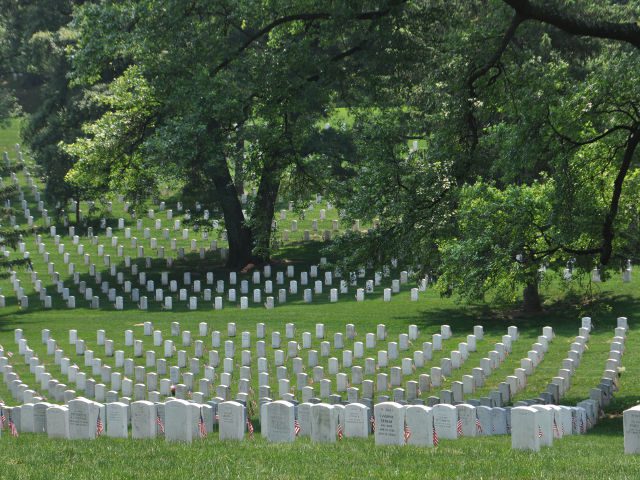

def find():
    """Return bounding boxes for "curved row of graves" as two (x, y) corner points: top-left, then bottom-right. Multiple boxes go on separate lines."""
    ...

(0, 317), (630, 452)
(3, 148), (432, 312)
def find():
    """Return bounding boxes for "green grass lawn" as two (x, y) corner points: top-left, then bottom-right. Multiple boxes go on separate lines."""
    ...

(0, 279), (637, 479)
(1, 417), (637, 480)
(1, 120), (639, 479)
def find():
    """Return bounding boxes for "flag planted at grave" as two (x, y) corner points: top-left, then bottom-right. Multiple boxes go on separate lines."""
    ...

(404, 423), (412, 444)
(9, 419), (18, 437)
(198, 410), (207, 438)
(156, 415), (165, 434)
(96, 412), (104, 437)
(432, 417), (439, 447)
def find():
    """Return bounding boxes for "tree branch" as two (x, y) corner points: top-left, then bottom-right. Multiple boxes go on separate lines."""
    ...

(469, 13), (524, 88)
(211, 2), (407, 77)
(502, 0), (640, 48)
(464, 12), (523, 161)
(600, 125), (640, 264)
(547, 118), (632, 147)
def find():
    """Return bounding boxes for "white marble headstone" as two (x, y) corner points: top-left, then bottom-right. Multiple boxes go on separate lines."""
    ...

(373, 402), (405, 446)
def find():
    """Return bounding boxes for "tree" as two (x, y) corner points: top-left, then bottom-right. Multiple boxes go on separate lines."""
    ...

(438, 181), (556, 311)
(65, 0), (406, 268)
(0, 0), (107, 223)
(0, 5), (17, 124)
(0, 0), (76, 114)
(20, 25), (106, 221)
(328, 1), (640, 310)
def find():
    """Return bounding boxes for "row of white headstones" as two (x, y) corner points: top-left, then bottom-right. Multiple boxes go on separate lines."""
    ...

(4, 147), (357, 265)
(1, 317), (624, 422)
(3, 146), (338, 237)
(2, 322), (530, 407)
(0, 394), (602, 451)
(2, 150), (386, 310)
(7, 220), (424, 310)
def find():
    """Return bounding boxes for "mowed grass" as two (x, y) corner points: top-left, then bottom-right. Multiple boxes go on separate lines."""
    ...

(0, 279), (639, 479)
(0, 117), (22, 152)
(1, 417), (637, 480)
(1, 120), (640, 478)
(1, 277), (638, 410)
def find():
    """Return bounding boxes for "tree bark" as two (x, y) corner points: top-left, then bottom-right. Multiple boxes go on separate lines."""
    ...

(251, 156), (282, 263)
(210, 161), (254, 269)
(502, 0), (640, 48)
(522, 279), (542, 313)
(600, 127), (640, 265)
(233, 137), (245, 196)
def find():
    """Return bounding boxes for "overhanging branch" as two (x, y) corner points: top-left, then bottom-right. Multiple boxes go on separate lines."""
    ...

(211, 1), (407, 77)
(502, 0), (640, 48)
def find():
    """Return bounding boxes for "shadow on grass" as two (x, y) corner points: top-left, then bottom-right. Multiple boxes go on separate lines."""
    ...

(395, 291), (640, 337)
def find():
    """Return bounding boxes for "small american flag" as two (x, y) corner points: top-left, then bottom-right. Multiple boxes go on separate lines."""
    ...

(337, 423), (343, 441)
(553, 419), (560, 438)
(370, 416), (376, 433)
(7, 351), (13, 358)
(404, 423), (411, 444)
(456, 419), (463, 437)
(156, 415), (165, 434)
(432, 418), (439, 447)
(96, 413), (104, 436)
(246, 418), (254, 439)
(198, 411), (207, 438)
(538, 425), (543, 438)
(475, 416), (483, 434)
(0, 408), (6, 428)
(572, 415), (577, 433)
(294, 419), (301, 436)
(580, 417), (585, 433)
(9, 420), (18, 437)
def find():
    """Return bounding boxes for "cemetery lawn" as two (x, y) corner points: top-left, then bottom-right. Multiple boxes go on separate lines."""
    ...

(1, 277), (640, 479)
(0, 417), (637, 479)
(2, 121), (640, 479)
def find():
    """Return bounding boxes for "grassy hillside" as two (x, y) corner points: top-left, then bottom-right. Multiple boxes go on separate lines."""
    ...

(0, 120), (638, 479)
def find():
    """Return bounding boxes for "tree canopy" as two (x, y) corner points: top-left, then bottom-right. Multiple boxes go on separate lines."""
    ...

(2, 0), (639, 310)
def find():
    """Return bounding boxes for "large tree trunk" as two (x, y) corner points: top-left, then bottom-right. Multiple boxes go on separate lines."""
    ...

(210, 162), (254, 269)
(251, 157), (282, 263)
(233, 136), (245, 197)
(522, 279), (542, 313)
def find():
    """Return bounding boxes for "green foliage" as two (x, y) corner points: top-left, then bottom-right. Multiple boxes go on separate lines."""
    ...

(64, 66), (160, 206)
(5, 0), (640, 295)
(438, 181), (555, 304)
